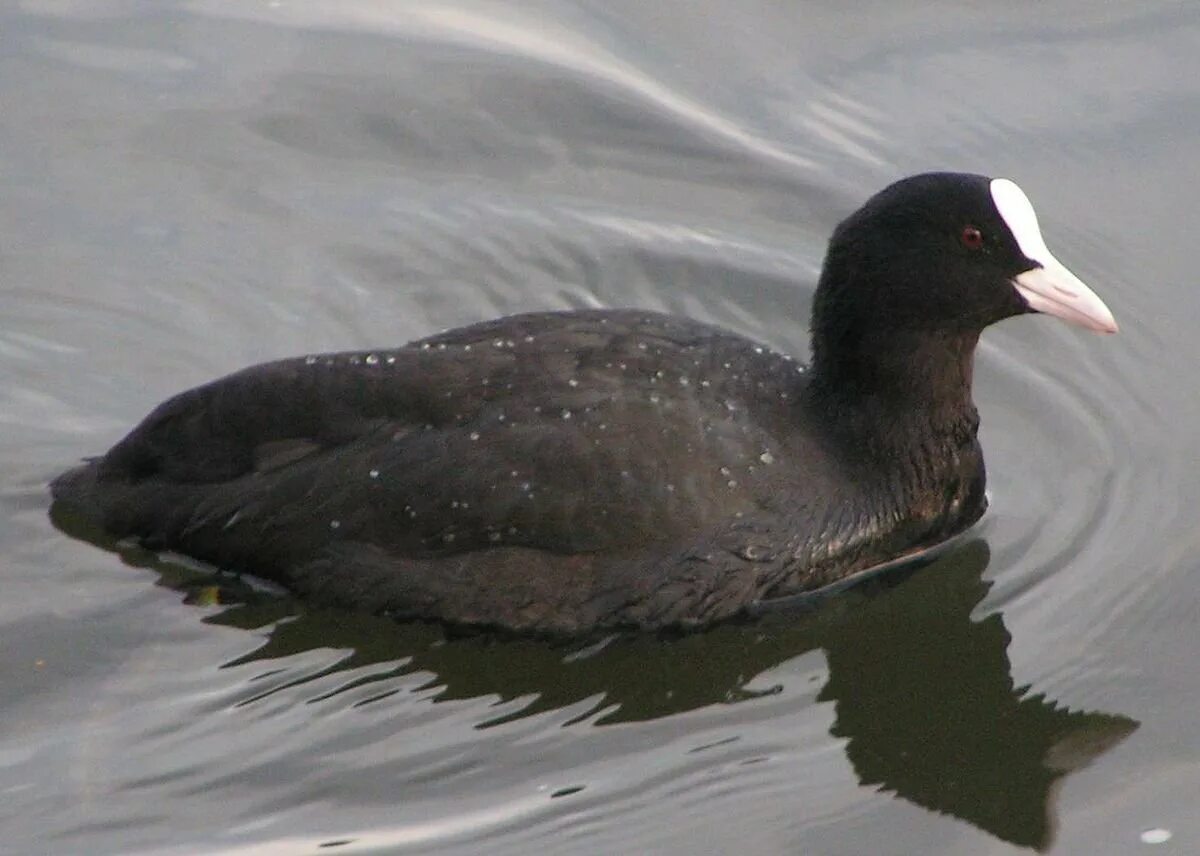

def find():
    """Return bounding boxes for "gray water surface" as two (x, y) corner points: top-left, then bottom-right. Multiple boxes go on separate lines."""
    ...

(3, 2), (1197, 854)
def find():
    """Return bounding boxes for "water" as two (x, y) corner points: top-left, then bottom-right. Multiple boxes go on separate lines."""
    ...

(3, 2), (1197, 853)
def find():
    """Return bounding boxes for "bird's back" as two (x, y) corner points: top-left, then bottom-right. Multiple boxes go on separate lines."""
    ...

(56, 309), (921, 632)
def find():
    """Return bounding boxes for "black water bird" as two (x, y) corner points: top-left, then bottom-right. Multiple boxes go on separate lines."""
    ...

(51, 173), (1117, 633)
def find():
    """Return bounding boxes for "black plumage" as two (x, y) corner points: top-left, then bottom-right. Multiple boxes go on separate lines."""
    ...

(51, 173), (1116, 633)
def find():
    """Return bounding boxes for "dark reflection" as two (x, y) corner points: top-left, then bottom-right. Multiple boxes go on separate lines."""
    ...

(812, 541), (1137, 851)
(53, 506), (1136, 850)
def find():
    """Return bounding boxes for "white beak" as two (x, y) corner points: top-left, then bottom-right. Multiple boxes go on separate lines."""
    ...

(991, 178), (1119, 334)
(1013, 259), (1119, 334)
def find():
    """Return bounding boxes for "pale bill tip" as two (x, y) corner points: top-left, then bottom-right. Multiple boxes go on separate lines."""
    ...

(991, 178), (1118, 335)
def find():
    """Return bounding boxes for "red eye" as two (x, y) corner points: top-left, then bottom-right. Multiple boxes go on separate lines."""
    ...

(961, 225), (984, 250)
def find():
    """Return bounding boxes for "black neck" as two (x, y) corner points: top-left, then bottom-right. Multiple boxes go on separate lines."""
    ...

(806, 327), (982, 462)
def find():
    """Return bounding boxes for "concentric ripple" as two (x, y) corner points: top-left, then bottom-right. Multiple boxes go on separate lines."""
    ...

(4, 0), (1195, 854)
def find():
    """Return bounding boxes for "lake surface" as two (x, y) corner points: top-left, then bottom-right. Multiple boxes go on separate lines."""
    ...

(2, 2), (1197, 853)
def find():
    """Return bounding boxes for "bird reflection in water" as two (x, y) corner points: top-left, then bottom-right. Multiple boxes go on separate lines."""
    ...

(57, 508), (1136, 852)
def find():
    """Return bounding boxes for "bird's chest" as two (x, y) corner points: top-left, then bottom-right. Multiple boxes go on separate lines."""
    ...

(893, 436), (987, 537)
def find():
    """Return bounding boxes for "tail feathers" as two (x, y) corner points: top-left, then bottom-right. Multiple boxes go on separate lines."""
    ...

(50, 460), (108, 516)
(50, 459), (198, 543)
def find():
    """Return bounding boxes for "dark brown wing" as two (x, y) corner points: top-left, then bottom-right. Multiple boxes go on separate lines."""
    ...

(63, 310), (805, 567)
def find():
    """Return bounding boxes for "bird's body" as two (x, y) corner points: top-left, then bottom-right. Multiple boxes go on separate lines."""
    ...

(51, 173), (1117, 633)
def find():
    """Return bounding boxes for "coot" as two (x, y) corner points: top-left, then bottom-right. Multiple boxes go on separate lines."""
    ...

(51, 173), (1117, 633)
